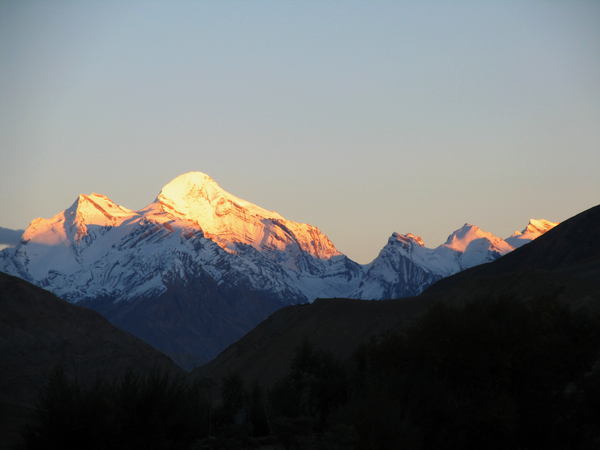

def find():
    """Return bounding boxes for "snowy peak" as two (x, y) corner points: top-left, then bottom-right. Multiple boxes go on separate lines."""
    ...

(7, 171), (345, 297)
(443, 223), (482, 252)
(21, 194), (134, 246)
(390, 232), (425, 247)
(506, 218), (558, 249)
(523, 218), (558, 236)
(156, 172), (283, 222)
(443, 223), (512, 255)
(2, 169), (562, 308)
(154, 172), (340, 260)
(349, 222), (518, 300)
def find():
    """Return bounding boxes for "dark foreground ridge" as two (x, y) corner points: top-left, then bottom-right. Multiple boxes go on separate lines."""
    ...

(0, 271), (183, 449)
(185, 203), (600, 448)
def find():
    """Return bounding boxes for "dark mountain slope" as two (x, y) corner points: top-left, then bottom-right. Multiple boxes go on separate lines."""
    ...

(194, 295), (442, 389)
(0, 271), (183, 410)
(194, 268), (600, 390)
(82, 271), (290, 366)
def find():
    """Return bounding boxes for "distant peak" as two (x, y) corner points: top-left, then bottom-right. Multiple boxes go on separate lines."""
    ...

(158, 172), (220, 201)
(524, 218), (558, 235)
(72, 193), (130, 213)
(156, 172), (282, 221)
(66, 194), (96, 214)
(443, 223), (508, 253)
(156, 172), (225, 215)
(444, 223), (481, 245)
(169, 172), (217, 186)
(60, 192), (135, 230)
(504, 218), (559, 249)
(391, 232), (425, 247)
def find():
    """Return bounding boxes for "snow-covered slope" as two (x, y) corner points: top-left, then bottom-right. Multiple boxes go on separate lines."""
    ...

(505, 219), (558, 249)
(156, 173), (341, 261)
(348, 224), (515, 300)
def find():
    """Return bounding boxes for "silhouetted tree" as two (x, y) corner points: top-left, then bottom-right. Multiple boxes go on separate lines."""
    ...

(22, 368), (211, 450)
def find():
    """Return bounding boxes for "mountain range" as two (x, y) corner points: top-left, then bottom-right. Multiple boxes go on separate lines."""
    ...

(1, 200), (597, 446)
(194, 203), (600, 391)
(0, 172), (557, 365)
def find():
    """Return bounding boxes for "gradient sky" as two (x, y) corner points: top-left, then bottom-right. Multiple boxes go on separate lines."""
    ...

(1, 1), (599, 263)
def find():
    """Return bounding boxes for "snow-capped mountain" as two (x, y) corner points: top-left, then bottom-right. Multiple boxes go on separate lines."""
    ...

(0, 173), (364, 364)
(0, 171), (556, 364)
(2, 172), (363, 305)
(505, 219), (559, 249)
(349, 224), (516, 300)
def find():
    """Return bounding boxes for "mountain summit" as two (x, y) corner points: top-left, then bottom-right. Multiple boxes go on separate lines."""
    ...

(0, 172), (557, 363)
(505, 218), (559, 248)
(156, 172), (341, 261)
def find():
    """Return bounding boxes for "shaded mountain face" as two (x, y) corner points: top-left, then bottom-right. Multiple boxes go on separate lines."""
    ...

(0, 171), (558, 362)
(0, 271), (183, 409)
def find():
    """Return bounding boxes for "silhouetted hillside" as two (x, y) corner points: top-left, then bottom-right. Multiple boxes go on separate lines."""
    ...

(0, 271), (183, 449)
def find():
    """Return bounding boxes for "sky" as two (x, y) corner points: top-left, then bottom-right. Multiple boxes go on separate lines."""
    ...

(1, 1), (599, 264)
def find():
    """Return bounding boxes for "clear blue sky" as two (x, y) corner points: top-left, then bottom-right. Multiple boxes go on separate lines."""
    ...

(1, 1), (599, 263)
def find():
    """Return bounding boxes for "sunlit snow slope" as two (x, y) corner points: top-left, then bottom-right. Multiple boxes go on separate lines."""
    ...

(505, 219), (559, 249)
